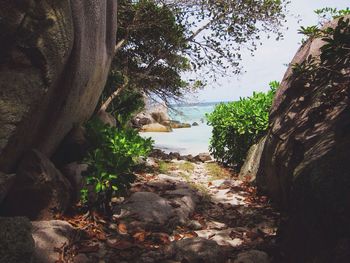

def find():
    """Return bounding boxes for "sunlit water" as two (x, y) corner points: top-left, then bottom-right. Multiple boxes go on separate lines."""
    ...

(140, 102), (219, 155)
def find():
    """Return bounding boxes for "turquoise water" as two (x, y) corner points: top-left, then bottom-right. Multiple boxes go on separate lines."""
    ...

(141, 102), (218, 155)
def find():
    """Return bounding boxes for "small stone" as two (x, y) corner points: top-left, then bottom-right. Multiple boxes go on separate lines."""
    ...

(169, 237), (227, 263)
(187, 220), (203, 230)
(194, 153), (212, 162)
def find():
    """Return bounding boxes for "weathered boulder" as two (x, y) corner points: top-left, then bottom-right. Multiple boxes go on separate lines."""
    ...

(169, 121), (191, 129)
(52, 125), (88, 166)
(0, 217), (35, 263)
(32, 220), (76, 263)
(96, 110), (117, 127)
(256, 16), (350, 262)
(239, 136), (266, 182)
(234, 250), (270, 263)
(0, 172), (16, 204)
(0, 0), (118, 173)
(115, 192), (175, 231)
(60, 162), (88, 201)
(1, 150), (72, 219)
(168, 237), (227, 263)
(192, 122), (199, 126)
(194, 153), (212, 162)
(141, 123), (172, 132)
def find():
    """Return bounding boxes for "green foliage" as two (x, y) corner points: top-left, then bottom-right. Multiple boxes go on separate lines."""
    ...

(100, 70), (145, 127)
(82, 118), (153, 212)
(298, 26), (321, 38)
(102, 0), (287, 107)
(315, 7), (350, 21)
(109, 0), (198, 103)
(292, 17), (350, 81)
(207, 82), (278, 169)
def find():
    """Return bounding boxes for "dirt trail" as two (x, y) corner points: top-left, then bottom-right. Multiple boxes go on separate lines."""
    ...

(63, 159), (280, 263)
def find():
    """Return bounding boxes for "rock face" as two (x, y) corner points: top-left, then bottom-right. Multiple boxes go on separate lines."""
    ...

(239, 136), (266, 182)
(116, 192), (175, 231)
(1, 150), (72, 219)
(194, 153), (212, 162)
(96, 110), (117, 127)
(134, 101), (170, 127)
(234, 250), (270, 263)
(60, 162), (88, 201)
(0, 0), (118, 173)
(141, 123), (173, 132)
(168, 237), (226, 263)
(0, 217), (35, 263)
(256, 17), (350, 262)
(32, 220), (76, 263)
(0, 172), (15, 204)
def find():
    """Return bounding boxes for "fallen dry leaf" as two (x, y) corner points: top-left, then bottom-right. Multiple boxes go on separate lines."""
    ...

(183, 232), (198, 238)
(133, 231), (147, 242)
(118, 223), (128, 234)
(174, 233), (182, 241)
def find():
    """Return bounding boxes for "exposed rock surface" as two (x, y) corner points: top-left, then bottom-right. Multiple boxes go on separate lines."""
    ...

(239, 136), (266, 182)
(134, 101), (170, 128)
(194, 153), (212, 162)
(0, 0), (118, 173)
(118, 192), (175, 230)
(168, 237), (227, 263)
(96, 110), (117, 127)
(234, 250), (270, 263)
(32, 220), (76, 263)
(0, 217), (35, 263)
(141, 123), (173, 132)
(0, 172), (15, 204)
(52, 125), (88, 167)
(61, 162), (88, 201)
(169, 121), (191, 129)
(1, 150), (72, 219)
(256, 16), (350, 262)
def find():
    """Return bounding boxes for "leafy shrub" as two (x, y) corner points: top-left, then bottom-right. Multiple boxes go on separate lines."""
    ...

(207, 82), (278, 169)
(100, 70), (145, 128)
(82, 118), (153, 212)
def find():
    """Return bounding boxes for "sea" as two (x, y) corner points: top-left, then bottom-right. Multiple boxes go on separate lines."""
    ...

(140, 102), (220, 155)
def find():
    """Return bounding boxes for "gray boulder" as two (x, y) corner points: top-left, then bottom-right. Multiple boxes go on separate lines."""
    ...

(60, 162), (88, 201)
(234, 250), (270, 263)
(32, 220), (76, 263)
(0, 217), (35, 263)
(0, 172), (16, 204)
(115, 192), (175, 231)
(168, 237), (226, 263)
(0, 0), (117, 173)
(239, 136), (266, 182)
(96, 110), (117, 127)
(1, 150), (72, 219)
(256, 16), (350, 262)
(194, 153), (212, 162)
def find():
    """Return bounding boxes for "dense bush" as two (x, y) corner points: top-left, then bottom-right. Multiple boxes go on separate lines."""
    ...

(81, 118), (153, 212)
(207, 81), (278, 169)
(100, 70), (145, 128)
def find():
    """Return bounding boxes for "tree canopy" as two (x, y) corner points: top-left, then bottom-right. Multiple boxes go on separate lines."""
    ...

(100, 0), (288, 111)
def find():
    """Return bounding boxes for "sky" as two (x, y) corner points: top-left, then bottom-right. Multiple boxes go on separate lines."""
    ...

(194, 0), (349, 103)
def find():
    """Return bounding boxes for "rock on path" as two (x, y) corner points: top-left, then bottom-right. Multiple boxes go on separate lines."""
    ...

(106, 159), (279, 262)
